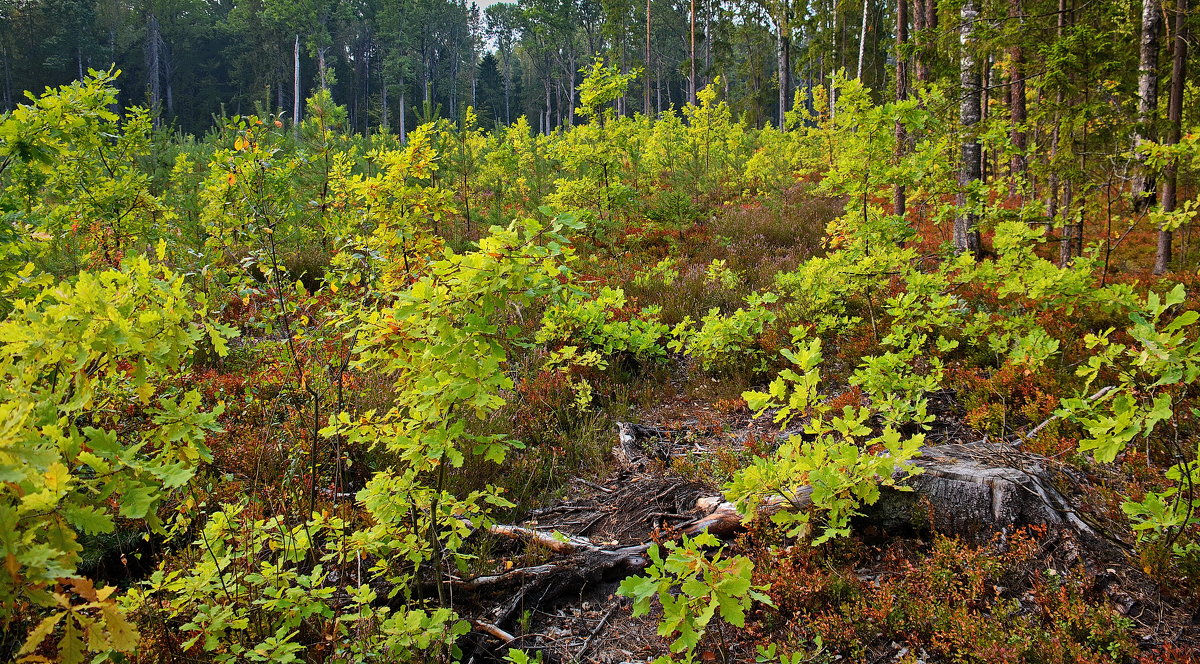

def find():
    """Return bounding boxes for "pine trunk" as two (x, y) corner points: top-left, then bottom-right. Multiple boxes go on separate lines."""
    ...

(1008, 0), (1027, 191)
(894, 0), (909, 220)
(1155, 0), (1188, 274)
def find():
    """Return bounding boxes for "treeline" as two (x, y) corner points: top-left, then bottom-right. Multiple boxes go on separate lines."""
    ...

(10, 0), (1193, 136)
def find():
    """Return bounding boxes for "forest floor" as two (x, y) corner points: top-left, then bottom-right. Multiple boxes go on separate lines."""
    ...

(443, 186), (1200, 663)
(456, 382), (1200, 663)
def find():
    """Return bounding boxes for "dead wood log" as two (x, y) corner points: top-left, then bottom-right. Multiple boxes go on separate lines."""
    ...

(484, 441), (1107, 579)
(462, 441), (1126, 646)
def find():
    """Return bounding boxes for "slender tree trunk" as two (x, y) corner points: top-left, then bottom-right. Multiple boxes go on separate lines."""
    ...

(913, 0), (927, 82)
(830, 7), (838, 118)
(857, 0), (869, 80)
(1155, 0), (1188, 273)
(645, 0), (652, 115)
(1059, 180), (1075, 262)
(704, 0), (712, 79)
(1133, 0), (1162, 210)
(567, 51), (577, 126)
(3, 46), (12, 110)
(146, 13), (162, 126)
(776, 20), (791, 129)
(365, 44), (372, 134)
(382, 75), (389, 132)
(164, 40), (174, 118)
(1008, 0), (1027, 192)
(894, 0), (909, 220)
(504, 54), (512, 124)
(917, 0), (937, 82)
(690, 0), (697, 104)
(294, 35), (302, 131)
(450, 40), (459, 121)
(400, 80), (408, 144)
(555, 76), (563, 128)
(656, 65), (662, 113)
(1052, 0), (1070, 265)
(318, 46), (329, 90)
(955, 0), (983, 255)
(981, 55), (990, 181)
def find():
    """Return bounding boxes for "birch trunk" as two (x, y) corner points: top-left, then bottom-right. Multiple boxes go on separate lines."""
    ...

(955, 0), (983, 256)
(294, 35), (302, 132)
(318, 46), (328, 90)
(856, 0), (869, 80)
(1132, 0), (1162, 210)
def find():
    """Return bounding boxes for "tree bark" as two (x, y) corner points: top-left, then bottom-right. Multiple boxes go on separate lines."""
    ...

(294, 35), (302, 132)
(318, 46), (329, 91)
(1155, 0), (1187, 274)
(146, 13), (162, 126)
(856, 0), (869, 80)
(1052, 0), (1073, 265)
(1133, 0), (1162, 211)
(1007, 0), (1027, 191)
(2, 45), (12, 111)
(645, 0), (652, 116)
(776, 18), (791, 129)
(955, 0), (983, 256)
(381, 75), (389, 132)
(567, 50), (577, 127)
(504, 55), (512, 124)
(915, 0), (936, 82)
(399, 79), (407, 145)
(894, 0), (910, 220)
(690, 0), (697, 105)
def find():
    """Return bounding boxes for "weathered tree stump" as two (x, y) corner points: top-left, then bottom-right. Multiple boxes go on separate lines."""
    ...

(873, 441), (1103, 543)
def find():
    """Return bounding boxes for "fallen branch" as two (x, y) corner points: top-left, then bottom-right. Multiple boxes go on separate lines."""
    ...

(474, 621), (517, 644)
(572, 477), (614, 494)
(454, 564), (558, 590)
(1019, 385), (1117, 444)
(488, 524), (600, 555)
(576, 605), (618, 661)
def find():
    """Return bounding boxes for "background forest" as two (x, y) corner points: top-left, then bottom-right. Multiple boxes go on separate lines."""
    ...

(3, 0), (1200, 662)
